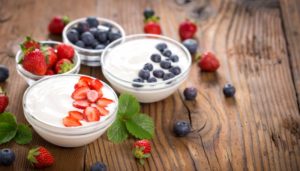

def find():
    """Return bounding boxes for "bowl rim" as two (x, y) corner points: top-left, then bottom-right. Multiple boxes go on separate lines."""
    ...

(15, 40), (81, 79)
(62, 17), (126, 54)
(23, 74), (119, 131)
(100, 34), (192, 89)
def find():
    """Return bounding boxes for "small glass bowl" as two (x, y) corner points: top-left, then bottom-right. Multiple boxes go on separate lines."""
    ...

(15, 41), (81, 85)
(101, 34), (192, 103)
(63, 17), (125, 67)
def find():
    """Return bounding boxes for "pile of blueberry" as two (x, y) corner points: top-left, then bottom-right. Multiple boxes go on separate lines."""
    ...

(132, 43), (182, 87)
(66, 17), (122, 50)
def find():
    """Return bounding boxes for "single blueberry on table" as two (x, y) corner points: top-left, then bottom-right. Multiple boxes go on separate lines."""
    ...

(95, 44), (106, 50)
(75, 40), (85, 48)
(223, 84), (236, 97)
(170, 55), (179, 62)
(66, 29), (79, 43)
(173, 121), (191, 137)
(143, 63), (153, 71)
(144, 7), (155, 19)
(150, 54), (161, 63)
(132, 78), (144, 87)
(169, 66), (181, 75)
(96, 30), (108, 43)
(86, 17), (99, 28)
(76, 21), (89, 34)
(156, 43), (167, 52)
(0, 65), (9, 82)
(90, 161), (107, 171)
(0, 148), (15, 166)
(138, 69), (150, 80)
(163, 72), (175, 81)
(182, 39), (198, 54)
(153, 69), (164, 78)
(147, 77), (157, 83)
(162, 49), (172, 57)
(183, 87), (197, 100)
(160, 60), (172, 69)
(81, 31), (95, 46)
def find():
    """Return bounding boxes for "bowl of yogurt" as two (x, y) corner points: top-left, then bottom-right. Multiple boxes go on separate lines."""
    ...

(101, 34), (192, 103)
(23, 74), (118, 147)
(16, 41), (81, 86)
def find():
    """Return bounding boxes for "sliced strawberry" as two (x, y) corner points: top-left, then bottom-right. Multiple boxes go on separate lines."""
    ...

(87, 90), (99, 102)
(91, 104), (109, 116)
(96, 98), (114, 107)
(71, 86), (90, 100)
(97, 89), (103, 98)
(72, 100), (90, 109)
(84, 107), (100, 122)
(68, 111), (84, 120)
(90, 79), (103, 91)
(80, 76), (93, 85)
(74, 80), (89, 89)
(63, 116), (82, 127)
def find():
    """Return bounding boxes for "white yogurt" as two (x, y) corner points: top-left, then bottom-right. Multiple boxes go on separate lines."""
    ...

(24, 76), (117, 127)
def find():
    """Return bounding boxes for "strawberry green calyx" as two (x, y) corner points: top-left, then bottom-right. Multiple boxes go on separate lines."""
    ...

(59, 62), (74, 74)
(27, 147), (39, 165)
(144, 16), (160, 23)
(0, 87), (5, 94)
(133, 146), (151, 165)
(62, 16), (70, 25)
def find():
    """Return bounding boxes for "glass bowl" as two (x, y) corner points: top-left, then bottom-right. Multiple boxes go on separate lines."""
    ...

(63, 17), (125, 67)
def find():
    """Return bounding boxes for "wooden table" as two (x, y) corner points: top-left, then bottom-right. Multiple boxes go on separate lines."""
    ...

(0, 0), (300, 170)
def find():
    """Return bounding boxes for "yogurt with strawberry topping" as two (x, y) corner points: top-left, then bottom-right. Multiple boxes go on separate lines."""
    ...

(23, 75), (118, 128)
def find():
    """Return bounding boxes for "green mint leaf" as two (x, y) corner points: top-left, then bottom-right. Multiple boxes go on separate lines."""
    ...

(125, 113), (154, 139)
(118, 93), (140, 118)
(0, 123), (18, 144)
(0, 112), (17, 125)
(14, 124), (32, 144)
(107, 119), (128, 143)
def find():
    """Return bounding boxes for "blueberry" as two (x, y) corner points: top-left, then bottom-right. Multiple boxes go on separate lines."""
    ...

(150, 54), (161, 63)
(162, 49), (172, 57)
(76, 21), (89, 34)
(143, 63), (153, 71)
(153, 69), (164, 78)
(160, 60), (172, 69)
(223, 84), (236, 97)
(183, 87), (197, 100)
(173, 121), (191, 137)
(0, 148), (15, 166)
(75, 40), (85, 48)
(108, 31), (121, 42)
(90, 162), (107, 171)
(138, 70), (150, 80)
(147, 77), (157, 83)
(67, 29), (79, 43)
(95, 44), (106, 50)
(132, 78), (144, 87)
(89, 28), (99, 37)
(96, 30), (108, 43)
(144, 7), (155, 19)
(102, 23), (113, 30)
(156, 43), (167, 52)
(0, 65), (9, 82)
(163, 72), (175, 81)
(91, 40), (100, 49)
(170, 55), (179, 62)
(169, 66), (181, 75)
(86, 17), (99, 28)
(182, 39), (198, 54)
(81, 32), (95, 46)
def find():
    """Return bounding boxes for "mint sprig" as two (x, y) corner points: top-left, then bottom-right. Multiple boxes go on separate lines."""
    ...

(0, 112), (32, 145)
(107, 93), (154, 143)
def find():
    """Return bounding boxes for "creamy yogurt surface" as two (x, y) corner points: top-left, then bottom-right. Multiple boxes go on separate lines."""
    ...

(104, 38), (189, 83)
(24, 76), (117, 127)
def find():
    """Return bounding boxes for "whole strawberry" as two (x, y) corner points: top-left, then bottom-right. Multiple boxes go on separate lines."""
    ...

(55, 58), (74, 74)
(22, 49), (47, 75)
(0, 87), (9, 113)
(144, 21), (161, 35)
(20, 36), (40, 53)
(56, 44), (74, 60)
(48, 16), (70, 35)
(42, 46), (57, 68)
(27, 146), (54, 169)
(198, 52), (220, 72)
(133, 139), (151, 165)
(179, 19), (197, 41)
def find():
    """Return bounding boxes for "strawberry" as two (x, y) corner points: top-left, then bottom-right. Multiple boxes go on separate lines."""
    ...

(55, 58), (74, 74)
(0, 87), (9, 113)
(27, 146), (54, 169)
(179, 19), (197, 41)
(87, 90), (99, 102)
(68, 111), (84, 120)
(20, 36), (40, 53)
(42, 46), (57, 68)
(71, 86), (90, 100)
(63, 116), (82, 127)
(89, 79), (103, 91)
(91, 104), (109, 116)
(133, 139), (151, 165)
(48, 16), (69, 35)
(22, 49), (47, 75)
(46, 69), (55, 75)
(84, 107), (100, 122)
(96, 98), (113, 107)
(198, 52), (220, 72)
(72, 100), (90, 109)
(144, 22), (161, 35)
(56, 44), (74, 60)
(74, 76), (93, 89)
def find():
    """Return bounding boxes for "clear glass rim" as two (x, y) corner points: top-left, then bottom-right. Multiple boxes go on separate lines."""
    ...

(23, 74), (119, 131)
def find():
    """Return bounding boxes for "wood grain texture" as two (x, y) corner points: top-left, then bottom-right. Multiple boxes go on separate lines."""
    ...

(0, 0), (299, 170)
